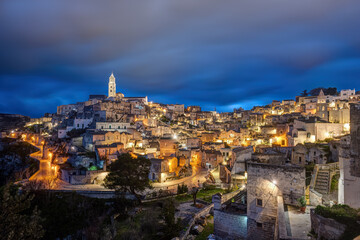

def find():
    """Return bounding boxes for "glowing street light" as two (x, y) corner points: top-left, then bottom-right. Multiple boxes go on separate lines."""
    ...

(272, 180), (277, 185)
(48, 152), (53, 159)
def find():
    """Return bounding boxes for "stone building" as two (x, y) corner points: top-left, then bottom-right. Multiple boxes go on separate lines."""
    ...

(95, 122), (130, 132)
(186, 137), (202, 149)
(338, 103), (360, 208)
(108, 73), (116, 98)
(291, 143), (328, 166)
(231, 146), (253, 174)
(213, 191), (247, 240)
(158, 138), (177, 157)
(201, 149), (222, 169)
(246, 162), (305, 240)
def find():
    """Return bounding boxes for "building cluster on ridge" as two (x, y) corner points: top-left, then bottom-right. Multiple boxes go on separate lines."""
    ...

(10, 73), (360, 239)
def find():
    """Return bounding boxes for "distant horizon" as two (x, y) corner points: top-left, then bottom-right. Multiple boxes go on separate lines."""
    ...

(0, 82), (357, 118)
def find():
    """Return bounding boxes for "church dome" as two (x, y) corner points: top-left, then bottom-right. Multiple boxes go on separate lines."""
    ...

(116, 92), (124, 98)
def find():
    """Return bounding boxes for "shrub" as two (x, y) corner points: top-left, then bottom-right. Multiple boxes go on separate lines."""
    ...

(203, 184), (216, 191)
(315, 204), (359, 224)
(177, 184), (188, 194)
(330, 173), (340, 192)
(297, 196), (306, 207)
(314, 204), (360, 239)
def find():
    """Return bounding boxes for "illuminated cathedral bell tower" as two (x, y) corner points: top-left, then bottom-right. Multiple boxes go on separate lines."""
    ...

(108, 73), (116, 98)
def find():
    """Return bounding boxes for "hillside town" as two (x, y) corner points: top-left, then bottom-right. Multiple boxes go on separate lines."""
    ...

(1, 74), (360, 240)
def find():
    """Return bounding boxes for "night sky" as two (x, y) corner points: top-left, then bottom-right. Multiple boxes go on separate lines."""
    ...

(1, 1), (360, 117)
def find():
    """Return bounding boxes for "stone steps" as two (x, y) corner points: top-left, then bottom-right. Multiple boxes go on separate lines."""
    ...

(315, 170), (330, 194)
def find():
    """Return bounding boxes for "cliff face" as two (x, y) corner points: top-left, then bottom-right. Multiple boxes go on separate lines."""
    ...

(0, 139), (39, 185)
(0, 113), (30, 131)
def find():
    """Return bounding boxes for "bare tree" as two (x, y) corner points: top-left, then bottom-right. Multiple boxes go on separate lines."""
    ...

(191, 187), (199, 205)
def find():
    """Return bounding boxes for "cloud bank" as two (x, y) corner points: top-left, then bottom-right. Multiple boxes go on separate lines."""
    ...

(0, 0), (360, 116)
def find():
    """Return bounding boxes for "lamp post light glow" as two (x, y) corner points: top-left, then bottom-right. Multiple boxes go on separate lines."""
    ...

(272, 180), (277, 185)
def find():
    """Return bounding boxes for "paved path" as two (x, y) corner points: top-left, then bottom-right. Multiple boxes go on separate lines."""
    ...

(22, 133), (208, 194)
(286, 205), (313, 239)
(152, 166), (208, 190)
(25, 139), (57, 181)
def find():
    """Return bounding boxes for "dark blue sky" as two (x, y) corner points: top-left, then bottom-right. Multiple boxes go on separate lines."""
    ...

(1, 0), (360, 117)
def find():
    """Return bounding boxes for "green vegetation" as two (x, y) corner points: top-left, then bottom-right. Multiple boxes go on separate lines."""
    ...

(177, 183), (189, 194)
(0, 140), (39, 186)
(31, 191), (110, 240)
(160, 199), (183, 238)
(0, 183), (44, 240)
(175, 186), (226, 203)
(66, 128), (86, 138)
(160, 115), (170, 123)
(116, 199), (182, 240)
(297, 196), (306, 207)
(315, 204), (360, 239)
(305, 163), (315, 186)
(330, 173), (340, 192)
(195, 216), (214, 240)
(103, 153), (152, 202)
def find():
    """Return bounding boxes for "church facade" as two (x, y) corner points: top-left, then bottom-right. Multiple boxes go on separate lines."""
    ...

(107, 73), (147, 104)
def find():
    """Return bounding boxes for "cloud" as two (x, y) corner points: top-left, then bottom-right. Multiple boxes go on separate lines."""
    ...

(0, 0), (360, 116)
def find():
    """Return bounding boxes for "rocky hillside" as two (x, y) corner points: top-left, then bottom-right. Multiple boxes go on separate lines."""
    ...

(0, 113), (30, 131)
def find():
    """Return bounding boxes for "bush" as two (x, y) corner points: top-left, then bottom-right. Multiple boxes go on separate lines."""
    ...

(315, 204), (359, 224)
(203, 184), (216, 191)
(330, 173), (340, 192)
(315, 204), (360, 239)
(177, 184), (188, 194)
(297, 196), (306, 207)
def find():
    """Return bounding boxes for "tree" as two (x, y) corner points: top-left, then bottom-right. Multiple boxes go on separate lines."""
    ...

(191, 186), (199, 205)
(67, 128), (86, 138)
(0, 183), (44, 240)
(309, 87), (338, 96)
(159, 199), (182, 239)
(300, 90), (308, 97)
(177, 184), (188, 194)
(103, 153), (151, 202)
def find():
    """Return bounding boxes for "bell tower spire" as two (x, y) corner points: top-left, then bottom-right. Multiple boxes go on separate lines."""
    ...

(108, 73), (116, 97)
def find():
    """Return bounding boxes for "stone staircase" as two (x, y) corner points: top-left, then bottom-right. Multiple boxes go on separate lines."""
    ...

(233, 190), (247, 204)
(314, 170), (330, 194)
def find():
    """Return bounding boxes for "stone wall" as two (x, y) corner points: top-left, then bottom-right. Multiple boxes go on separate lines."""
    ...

(246, 162), (305, 240)
(214, 211), (247, 240)
(309, 189), (322, 206)
(247, 162), (305, 206)
(350, 103), (360, 177)
(212, 190), (246, 240)
(310, 209), (346, 240)
(247, 217), (276, 240)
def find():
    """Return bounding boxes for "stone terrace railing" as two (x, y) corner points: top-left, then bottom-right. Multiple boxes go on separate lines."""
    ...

(277, 195), (290, 240)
